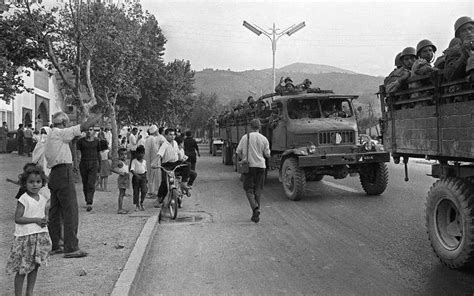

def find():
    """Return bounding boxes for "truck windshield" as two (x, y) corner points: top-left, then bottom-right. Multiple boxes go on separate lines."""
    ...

(287, 98), (353, 119)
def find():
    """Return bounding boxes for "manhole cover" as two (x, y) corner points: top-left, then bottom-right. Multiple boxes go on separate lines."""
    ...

(159, 211), (211, 224)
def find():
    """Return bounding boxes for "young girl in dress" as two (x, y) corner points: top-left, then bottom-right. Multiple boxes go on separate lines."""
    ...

(112, 148), (130, 214)
(98, 139), (112, 192)
(6, 165), (51, 296)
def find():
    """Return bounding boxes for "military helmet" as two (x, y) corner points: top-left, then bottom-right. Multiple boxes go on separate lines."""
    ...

(394, 52), (402, 67)
(454, 16), (474, 37)
(416, 39), (437, 56)
(284, 77), (293, 83)
(400, 47), (417, 59)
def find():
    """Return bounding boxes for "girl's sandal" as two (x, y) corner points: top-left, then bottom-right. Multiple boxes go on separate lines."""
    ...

(117, 209), (128, 214)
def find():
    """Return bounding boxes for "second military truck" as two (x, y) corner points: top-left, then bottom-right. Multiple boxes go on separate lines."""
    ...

(215, 87), (390, 201)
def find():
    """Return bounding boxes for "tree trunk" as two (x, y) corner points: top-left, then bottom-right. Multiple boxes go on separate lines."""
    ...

(109, 100), (119, 167)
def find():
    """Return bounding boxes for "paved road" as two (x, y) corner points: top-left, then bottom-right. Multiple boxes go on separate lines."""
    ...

(136, 152), (474, 295)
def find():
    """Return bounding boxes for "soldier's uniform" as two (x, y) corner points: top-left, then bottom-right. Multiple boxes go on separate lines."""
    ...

(385, 47), (416, 94)
(444, 16), (474, 81)
(411, 39), (438, 76)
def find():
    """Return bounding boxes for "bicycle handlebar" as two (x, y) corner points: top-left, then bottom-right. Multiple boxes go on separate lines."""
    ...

(155, 163), (188, 174)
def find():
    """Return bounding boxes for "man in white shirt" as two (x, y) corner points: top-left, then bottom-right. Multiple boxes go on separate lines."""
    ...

(236, 119), (270, 223)
(155, 128), (190, 203)
(45, 109), (103, 258)
(128, 127), (138, 157)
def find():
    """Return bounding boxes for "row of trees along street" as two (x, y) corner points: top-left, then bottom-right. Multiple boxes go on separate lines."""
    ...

(0, 1), (222, 165)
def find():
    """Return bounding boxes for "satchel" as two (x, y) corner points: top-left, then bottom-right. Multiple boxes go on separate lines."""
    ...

(237, 133), (250, 174)
(237, 160), (249, 174)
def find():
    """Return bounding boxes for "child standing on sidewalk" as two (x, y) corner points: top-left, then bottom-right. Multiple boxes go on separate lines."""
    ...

(97, 139), (112, 192)
(130, 145), (147, 211)
(6, 165), (51, 296)
(112, 148), (130, 214)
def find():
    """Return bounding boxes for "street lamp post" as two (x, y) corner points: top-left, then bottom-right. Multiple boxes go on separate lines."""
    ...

(243, 21), (305, 91)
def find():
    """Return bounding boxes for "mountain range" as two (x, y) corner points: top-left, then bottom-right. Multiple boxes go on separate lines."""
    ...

(194, 62), (385, 115)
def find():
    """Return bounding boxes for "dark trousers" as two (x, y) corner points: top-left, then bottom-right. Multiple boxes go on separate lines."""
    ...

(79, 160), (99, 205)
(188, 169), (197, 186)
(48, 164), (79, 253)
(187, 154), (197, 171)
(18, 137), (24, 155)
(242, 167), (265, 211)
(158, 161), (190, 199)
(24, 137), (33, 154)
(132, 173), (147, 205)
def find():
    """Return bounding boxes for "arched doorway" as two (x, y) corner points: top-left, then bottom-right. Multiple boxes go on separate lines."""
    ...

(22, 108), (32, 126)
(36, 102), (49, 127)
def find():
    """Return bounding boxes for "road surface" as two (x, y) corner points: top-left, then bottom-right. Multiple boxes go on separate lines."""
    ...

(136, 153), (474, 295)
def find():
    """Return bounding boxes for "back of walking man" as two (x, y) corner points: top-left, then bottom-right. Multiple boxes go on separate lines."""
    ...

(236, 119), (270, 223)
(45, 110), (103, 258)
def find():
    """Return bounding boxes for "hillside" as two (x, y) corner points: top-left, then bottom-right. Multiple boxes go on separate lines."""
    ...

(194, 63), (384, 115)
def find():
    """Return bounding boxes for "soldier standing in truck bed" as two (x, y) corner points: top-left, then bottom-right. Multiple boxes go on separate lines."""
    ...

(412, 39), (438, 76)
(434, 38), (461, 70)
(383, 52), (402, 89)
(385, 47), (417, 94)
(444, 16), (474, 81)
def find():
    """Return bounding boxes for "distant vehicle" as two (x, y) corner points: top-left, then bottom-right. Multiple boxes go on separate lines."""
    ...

(6, 131), (18, 153)
(195, 137), (203, 144)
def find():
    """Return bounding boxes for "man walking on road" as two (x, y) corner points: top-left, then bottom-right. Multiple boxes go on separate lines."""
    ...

(45, 109), (103, 258)
(236, 119), (270, 223)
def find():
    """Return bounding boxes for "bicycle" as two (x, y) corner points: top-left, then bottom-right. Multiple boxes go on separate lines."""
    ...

(157, 163), (190, 220)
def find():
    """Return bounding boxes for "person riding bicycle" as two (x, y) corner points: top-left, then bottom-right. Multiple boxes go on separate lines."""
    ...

(155, 128), (190, 205)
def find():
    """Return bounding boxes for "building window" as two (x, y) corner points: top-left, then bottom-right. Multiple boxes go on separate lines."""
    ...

(34, 70), (49, 92)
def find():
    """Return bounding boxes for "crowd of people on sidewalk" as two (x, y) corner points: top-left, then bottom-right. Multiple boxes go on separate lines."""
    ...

(4, 108), (203, 295)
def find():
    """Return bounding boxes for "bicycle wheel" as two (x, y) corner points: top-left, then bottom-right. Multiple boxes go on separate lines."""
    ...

(169, 188), (179, 220)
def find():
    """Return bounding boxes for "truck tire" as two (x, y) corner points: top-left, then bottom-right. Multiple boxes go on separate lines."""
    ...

(359, 163), (388, 195)
(282, 158), (306, 201)
(426, 178), (474, 269)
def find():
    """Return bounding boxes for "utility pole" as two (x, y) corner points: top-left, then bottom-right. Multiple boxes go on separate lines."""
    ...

(243, 21), (305, 91)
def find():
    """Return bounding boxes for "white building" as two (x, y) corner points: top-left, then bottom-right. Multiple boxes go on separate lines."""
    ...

(0, 67), (65, 131)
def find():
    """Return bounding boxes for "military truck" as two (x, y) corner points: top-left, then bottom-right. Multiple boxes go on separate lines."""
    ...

(217, 88), (390, 201)
(379, 72), (474, 269)
(207, 118), (223, 156)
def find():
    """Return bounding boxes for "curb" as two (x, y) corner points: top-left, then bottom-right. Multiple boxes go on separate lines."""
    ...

(110, 214), (159, 296)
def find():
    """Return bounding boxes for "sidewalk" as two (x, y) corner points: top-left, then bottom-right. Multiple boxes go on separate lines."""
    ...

(0, 152), (158, 295)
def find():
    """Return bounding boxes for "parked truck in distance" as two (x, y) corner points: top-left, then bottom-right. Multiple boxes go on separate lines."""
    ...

(379, 72), (474, 269)
(214, 87), (390, 201)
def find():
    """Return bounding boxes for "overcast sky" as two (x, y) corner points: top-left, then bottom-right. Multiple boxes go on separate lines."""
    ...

(140, 0), (473, 77)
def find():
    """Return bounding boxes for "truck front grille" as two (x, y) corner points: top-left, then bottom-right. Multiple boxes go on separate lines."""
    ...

(318, 131), (355, 145)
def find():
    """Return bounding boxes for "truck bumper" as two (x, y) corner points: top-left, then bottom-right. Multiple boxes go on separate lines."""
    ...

(298, 151), (390, 167)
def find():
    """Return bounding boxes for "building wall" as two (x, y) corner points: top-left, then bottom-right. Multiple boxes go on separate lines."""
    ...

(0, 68), (64, 131)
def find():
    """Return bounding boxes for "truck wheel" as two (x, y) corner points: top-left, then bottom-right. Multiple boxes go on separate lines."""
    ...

(359, 163), (388, 195)
(426, 178), (474, 269)
(282, 158), (306, 201)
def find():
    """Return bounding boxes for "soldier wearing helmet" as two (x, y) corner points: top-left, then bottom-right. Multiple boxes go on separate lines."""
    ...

(275, 76), (296, 94)
(384, 52), (402, 90)
(444, 16), (474, 81)
(295, 78), (312, 91)
(434, 38), (462, 69)
(385, 47), (416, 94)
(412, 39), (438, 76)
